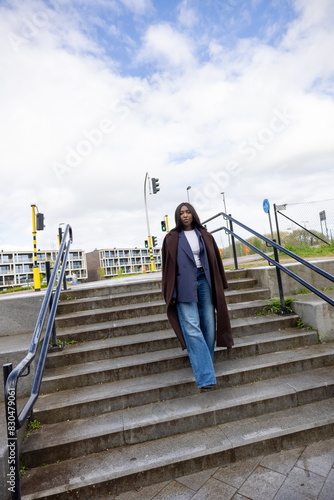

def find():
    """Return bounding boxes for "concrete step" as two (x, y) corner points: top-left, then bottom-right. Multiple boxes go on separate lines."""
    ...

(55, 300), (167, 328)
(21, 366), (334, 468)
(34, 335), (332, 424)
(225, 287), (270, 304)
(59, 271), (249, 304)
(55, 311), (299, 344)
(224, 268), (249, 280)
(41, 328), (319, 394)
(59, 279), (162, 301)
(45, 329), (180, 369)
(57, 289), (164, 314)
(225, 277), (258, 291)
(20, 397), (334, 499)
(41, 332), (316, 393)
(47, 321), (314, 370)
(56, 298), (271, 329)
(227, 299), (270, 319)
(55, 313), (171, 343)
(232, 312), (299, 337)
(57, 286), (271, 316)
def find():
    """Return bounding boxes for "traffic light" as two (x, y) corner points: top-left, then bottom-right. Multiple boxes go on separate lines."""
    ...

(152, 178), (160, 194)
(161, 220), (166, 232)
(144, 240), (148, 248)
(152, 236), (158, 247)
(36, 213), (45, 231)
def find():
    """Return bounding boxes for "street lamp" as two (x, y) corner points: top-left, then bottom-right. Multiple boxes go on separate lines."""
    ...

(186, 186), (191, 202)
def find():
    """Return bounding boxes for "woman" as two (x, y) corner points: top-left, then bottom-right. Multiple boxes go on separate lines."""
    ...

(162, 202), (233, 390)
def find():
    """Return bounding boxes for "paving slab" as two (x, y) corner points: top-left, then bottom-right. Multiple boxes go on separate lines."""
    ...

(259, 447), (304, 475)
(152, 481), (195, 499)
(114, 438), (334, 500)
(176, 467), (218, 491)
(296, 438), (334, 477)
(191, 477), (236, 499)
(319, 468), (334, 500)
(212, 455), (262, 489)
(238, 465), (286, 500)
(274, 466), (325, 500)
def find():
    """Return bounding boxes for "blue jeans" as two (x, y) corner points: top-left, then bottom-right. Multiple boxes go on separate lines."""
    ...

(176, 268), (216, 388)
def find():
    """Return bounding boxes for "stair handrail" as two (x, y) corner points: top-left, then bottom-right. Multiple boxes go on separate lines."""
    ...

(3, 224), (73, 500)
(203, 212), (334, 309)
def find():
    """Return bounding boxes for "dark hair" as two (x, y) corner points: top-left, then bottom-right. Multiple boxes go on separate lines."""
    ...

(173, 202), (205, 232)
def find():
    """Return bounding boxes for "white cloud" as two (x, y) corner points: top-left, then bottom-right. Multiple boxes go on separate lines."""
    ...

(137, 23), (196, 68)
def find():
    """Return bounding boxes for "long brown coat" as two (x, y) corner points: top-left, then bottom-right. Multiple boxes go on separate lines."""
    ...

(162, 228), (234, 350)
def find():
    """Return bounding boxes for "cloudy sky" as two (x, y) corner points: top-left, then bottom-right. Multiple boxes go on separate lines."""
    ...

(1, 0), (333, 253)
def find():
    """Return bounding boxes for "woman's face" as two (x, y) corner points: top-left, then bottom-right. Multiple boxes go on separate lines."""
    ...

(180, 205), (193, 230)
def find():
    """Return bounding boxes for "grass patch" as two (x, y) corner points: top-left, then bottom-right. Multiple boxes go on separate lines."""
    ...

(258, 297), (295, 315)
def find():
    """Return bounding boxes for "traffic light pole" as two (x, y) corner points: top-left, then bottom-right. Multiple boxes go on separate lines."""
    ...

(165, 215), (169, 232)
(144, 172), (155, 272)
(31, 204), (41, 291)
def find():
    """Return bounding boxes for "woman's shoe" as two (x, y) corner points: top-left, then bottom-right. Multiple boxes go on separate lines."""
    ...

(200, 385), (214, 391)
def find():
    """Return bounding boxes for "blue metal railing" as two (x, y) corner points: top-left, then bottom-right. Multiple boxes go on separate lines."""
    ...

(3, 224), (73, 500)
(203, 212), (334, 311)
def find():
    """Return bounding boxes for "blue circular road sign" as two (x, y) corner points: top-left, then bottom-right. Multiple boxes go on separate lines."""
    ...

(263, 199), (270, 213)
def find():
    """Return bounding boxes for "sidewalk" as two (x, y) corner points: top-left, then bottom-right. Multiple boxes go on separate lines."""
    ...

(114, 437), (334, 499)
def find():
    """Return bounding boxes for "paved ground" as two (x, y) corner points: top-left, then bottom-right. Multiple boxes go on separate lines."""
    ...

(114, 437), (334, 499)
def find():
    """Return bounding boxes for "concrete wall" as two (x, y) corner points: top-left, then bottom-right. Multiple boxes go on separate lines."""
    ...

(247, 259), (334, 297)
(291, 290), (334, 342)
(0, 291), (46, 337)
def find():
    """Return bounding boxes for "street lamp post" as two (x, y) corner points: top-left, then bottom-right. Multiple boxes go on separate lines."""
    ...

(186, 186), (191, 202)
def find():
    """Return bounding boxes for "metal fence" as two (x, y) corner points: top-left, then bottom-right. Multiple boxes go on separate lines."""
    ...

(275, 198), (334, 248)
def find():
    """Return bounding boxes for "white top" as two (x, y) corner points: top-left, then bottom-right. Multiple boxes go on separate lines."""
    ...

(184, 230), (202, 267)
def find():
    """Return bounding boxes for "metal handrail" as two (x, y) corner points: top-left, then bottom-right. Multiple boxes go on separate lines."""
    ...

(3, 224), (73, 500)
(203, 212), (334, 309)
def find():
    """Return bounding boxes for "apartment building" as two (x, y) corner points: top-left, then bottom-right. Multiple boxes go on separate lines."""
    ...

(0, 249), (87, 289)
(86, 247), (161, 281)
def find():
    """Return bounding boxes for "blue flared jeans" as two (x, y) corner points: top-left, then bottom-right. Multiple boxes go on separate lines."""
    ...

(176, 268), (216, 388)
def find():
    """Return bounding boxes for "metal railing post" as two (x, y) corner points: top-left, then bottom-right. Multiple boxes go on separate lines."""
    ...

(3, 362), (12, 391)
(272, 239), (286, 314)
(4, 363), (21, 499)
(273, 204), (281, 246)
(229, 216), (238, 270)
(58, 227), (68, 290)
(46, 262), (58, 348)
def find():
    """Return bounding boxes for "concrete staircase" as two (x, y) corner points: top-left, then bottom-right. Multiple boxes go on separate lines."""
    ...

(19, 269), (334, 499)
